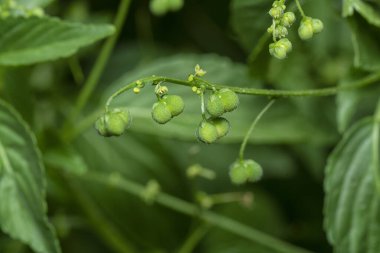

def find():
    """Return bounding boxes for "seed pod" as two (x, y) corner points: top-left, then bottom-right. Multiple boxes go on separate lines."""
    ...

(206, 93), (225, 117)
(282, 12), (295, 27)
(269, 42), (287, 60)
(269, 6), (283, 18)
(95, 108), (131, 137)
(162, 95), (184, 116)
(298, 17), (314, 40)
(168, 0), (184, 11)
(196, 120), (218, 144)
(312, 18), (324, 34)
(210, 117), (230, 138)
(152, 102), (172, 124)
(278, 38), (292, 53)
(218, 89), (239, 112)
(150, 0), (169, 16)
(229, 159), (263, 185)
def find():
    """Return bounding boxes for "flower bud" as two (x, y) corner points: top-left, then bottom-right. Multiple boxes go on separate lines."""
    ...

(312, 18), (324, 33)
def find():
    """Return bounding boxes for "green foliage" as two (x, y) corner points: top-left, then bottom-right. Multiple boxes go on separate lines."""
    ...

(0, 100), (60, 253)
(1, 1), (380, 253)
(0, 17), (114, 66)
(324, 118), (380, 253)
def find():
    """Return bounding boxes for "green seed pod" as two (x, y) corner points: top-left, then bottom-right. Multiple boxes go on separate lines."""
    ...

(206, 93), (225, 117)
(282, 12), (295, 27)
(218, 89), (239, 112)
(150, 0), (169, 16)
(298, 18), (314, 40)
(168, 0), (184, 11)
(229, 161), (248, 185)
(312, 18), (324, 34)
(95, 108), (131, 137)
(229, 159), (263, 185)
(196, 120), (218, 144)
(95, 117), (108, 137)
(152, 102), (172, 124)
(269, 6), (282, 18)
(278, 38), (292, 53)
(210, 117), (230, 138)
(274, 25), (288, 38)
(244, 159), (263, 182)
(269, 42), (287, 60)
(162, 95), (184, 117)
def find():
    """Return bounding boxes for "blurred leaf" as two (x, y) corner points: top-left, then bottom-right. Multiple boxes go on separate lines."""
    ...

(0, 0), (53, 8)
(103, 54), (336, 144)
(0, 17), (114, 66)
(324, 118), (380, 253)
(0, 100), (60, 253)
(343, 0), (380, 27)
(229, 0), (270, 52)
(348, 16), (380, 71)
(337, 70), (380, 132)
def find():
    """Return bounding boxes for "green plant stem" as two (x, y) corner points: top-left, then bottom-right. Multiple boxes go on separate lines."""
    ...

(295, 0), (306, 17)
(177, 224), (210, 253)
(66, 176), (137, 253)
(70, 171), (314, 253)
(200, 91), (206, 120)
(104, 70), (380, 109)
(372, 99), (380, 193)
(70, 0), (131, 120)
(239, 100), (276, 161)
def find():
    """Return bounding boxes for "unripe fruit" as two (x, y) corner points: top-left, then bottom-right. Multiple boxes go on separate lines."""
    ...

(150, 0), (169, 16)
(229, 159), (263, 185)
(244, 159), (263, 182)
(269, 42), (287, 60)
(219, 89), (239, 112)
(298, 18), (314, 40)
(282, 12), (295, 27)
(312, 18), (324, 33)
(95, 108), (131, 137)
(269, 7), (282, 18)
(206, 93), (225, 117)
(162, 95), (184, 116)
(168, 0), (184, 12)
(196, 120), (218, 144)
(210, 117), (230, 138)
(278, 38), (292, 53)
(274, 25), (287, 38)
(152, 102), (172, 124)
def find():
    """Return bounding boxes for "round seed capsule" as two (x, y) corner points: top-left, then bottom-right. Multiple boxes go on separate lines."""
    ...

(210, 117), (230, 138)
(196, 120), (218, 144)
(312, 18), (324, 34)
(206, 93), (225, 117)
(162, 95), (184, 117)
(152, 102), (172, 124)
(298, 18), (314, 40)
(218, 89), (239, 112)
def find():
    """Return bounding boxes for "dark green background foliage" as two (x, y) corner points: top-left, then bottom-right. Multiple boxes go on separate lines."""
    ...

(1, 0), (380, 253)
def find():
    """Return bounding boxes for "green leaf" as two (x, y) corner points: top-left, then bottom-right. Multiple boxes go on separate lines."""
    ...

(324, 118), (380, 253)
(343, 0), (380, 27)
(0, 0), (53, 8)
(348, 16), (380, 71)
(337, 70), (380, 132)
(0, 100), (60, 253)
(230, 0), (270, 52)
(0, 17), (114, 66)
(103, 54), (336, 144)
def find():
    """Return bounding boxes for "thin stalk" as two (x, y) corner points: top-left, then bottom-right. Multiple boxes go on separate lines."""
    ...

(177, 224), (210, 253)
(71, 171), (315, 253)
(295, 0), (306, 17)
(70, 0), (132, 121)
(200, 91), (206, 120)
(239, 100), (276, 161)
(104, 70), (380, 108)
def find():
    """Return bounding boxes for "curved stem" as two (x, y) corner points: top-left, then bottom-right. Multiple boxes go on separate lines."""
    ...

(71, 171), (314, 253)
(239, 100), (276, 161)
(104, 70), (380, 109)
(200, 91), (206, 120)
(295, 0), (306, 17)
(70, 0), (132, 120)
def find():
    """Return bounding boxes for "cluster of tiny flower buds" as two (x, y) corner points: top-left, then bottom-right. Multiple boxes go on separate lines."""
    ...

(0, 0), (44, 19)
(267, 0), (295, 59)
(188, 64), (207, 82)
